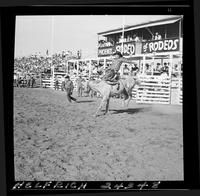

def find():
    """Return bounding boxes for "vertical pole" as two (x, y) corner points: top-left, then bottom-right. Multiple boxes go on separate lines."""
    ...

(89, 60), (92, 78)
(178, 58), (182, 105)
(121, 15), (125, 54)
(179, 19), (181, 41)
(161, 58), (163, 68)
(64, 55), (67, 74)
(152, 56), (154, 76)
(169, 54), (173, 78)
(142, 55), (146, 75)
(97, 59), (99, 79)
(139, 59), (141, 74)
(169, 54), (173, 104)
(179, 19), (182, 53)
(103, 58), (106, 75)
(77, 60), (79, 76)
(39, 73), (42, 88)
(66, 61), (69, 74)
(51, 16), (55, 89)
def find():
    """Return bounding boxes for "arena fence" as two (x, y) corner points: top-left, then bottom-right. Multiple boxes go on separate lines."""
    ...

(134, 75), (171, 104)
(42, 73), (85, 91)
(41, 73), (182, 105)
(42, 79), (54, 88)
(170, 77), (182, 105)
(178, 78), (182, 105)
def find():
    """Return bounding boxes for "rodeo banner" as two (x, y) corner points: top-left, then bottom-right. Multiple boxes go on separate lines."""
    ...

(142, 38), (180, 54)
(98, 41), (136, 57)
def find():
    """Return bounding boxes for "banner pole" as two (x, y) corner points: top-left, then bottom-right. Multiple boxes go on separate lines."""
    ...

(121, 16), (125, 54)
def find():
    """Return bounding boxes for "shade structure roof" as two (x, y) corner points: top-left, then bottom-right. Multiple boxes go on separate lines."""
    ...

(98, 16), (182, 36)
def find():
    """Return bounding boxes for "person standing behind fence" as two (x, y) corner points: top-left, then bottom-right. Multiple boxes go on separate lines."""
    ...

(61, 76), (65, 91)
(76, 76), (83, 97)
(54, 76), (59, 90)
(30, 76), (35, 88)
(26, 74), (31, 88)
(16, 74), (20, 87)
(64, 75), (77, 103)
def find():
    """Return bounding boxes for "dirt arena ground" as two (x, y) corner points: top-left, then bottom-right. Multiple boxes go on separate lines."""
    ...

(14, 87), (183, 181)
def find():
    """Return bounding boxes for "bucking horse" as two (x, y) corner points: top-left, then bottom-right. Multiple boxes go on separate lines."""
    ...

(87, 76), (140, 117)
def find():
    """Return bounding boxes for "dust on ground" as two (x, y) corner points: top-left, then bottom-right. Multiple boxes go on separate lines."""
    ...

(14, 87), (183, 181)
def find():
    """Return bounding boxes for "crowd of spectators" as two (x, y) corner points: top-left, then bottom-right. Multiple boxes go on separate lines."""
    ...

(138, 62), (182, 77)
(14, 51), (80, 78)
(14, 52), (79, 87)
(14, 51), (182, 90)
(98, 31), (163, 48)
(14, 55), (51, 77)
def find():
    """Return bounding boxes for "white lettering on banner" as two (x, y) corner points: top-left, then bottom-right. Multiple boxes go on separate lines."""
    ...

(158, 41), (164, 50)
(149, 42), (154, 53)
(143, 39), (179, 53)
(172, 39), (179, 50)
(116, 43), (135, 55)
(143, 43), (148, 53)
(98, 48), (113, 56)
(154, 42), (159, 51)
(163, 40), (168, 50)
(168, 40), (173, 50)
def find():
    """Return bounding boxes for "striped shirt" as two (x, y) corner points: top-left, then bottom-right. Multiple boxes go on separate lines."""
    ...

(64, 80), (74, 91)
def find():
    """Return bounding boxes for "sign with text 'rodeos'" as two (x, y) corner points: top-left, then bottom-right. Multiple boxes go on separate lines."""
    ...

(142, 38), (180, 54)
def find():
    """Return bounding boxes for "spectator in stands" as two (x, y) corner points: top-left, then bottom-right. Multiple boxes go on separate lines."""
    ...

(161, 62), (169, 76)
(145, 64), (151, 73)
(63, 75), (77, 103)
(156, 63), (162, 73)
(130, 64), (139, 76)
(134, 36), (140, 42)
(154, 32), (162, 40)
(26, 74), (31, 88)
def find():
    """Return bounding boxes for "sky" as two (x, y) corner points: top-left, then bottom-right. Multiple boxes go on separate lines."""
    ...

(14, 15), (180, 58)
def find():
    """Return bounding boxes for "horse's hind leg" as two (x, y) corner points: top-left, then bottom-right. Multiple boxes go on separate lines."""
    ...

(94, 97), (106, 117)
(126, 89), (133, 107)
(122, 89), (129, 107)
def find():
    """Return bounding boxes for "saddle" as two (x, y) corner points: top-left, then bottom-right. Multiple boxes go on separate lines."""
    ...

(105, 80), (120, 90)
(105, 80), (119, 85)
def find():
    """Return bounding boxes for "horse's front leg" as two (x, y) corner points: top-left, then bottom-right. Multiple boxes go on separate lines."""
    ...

(104, 99), (110, 115)
(122, 90), (129, 108)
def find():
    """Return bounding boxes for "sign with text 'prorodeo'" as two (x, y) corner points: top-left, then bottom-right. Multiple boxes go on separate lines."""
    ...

(98, 41), (136, 57)
(142, 38), (180, 54)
